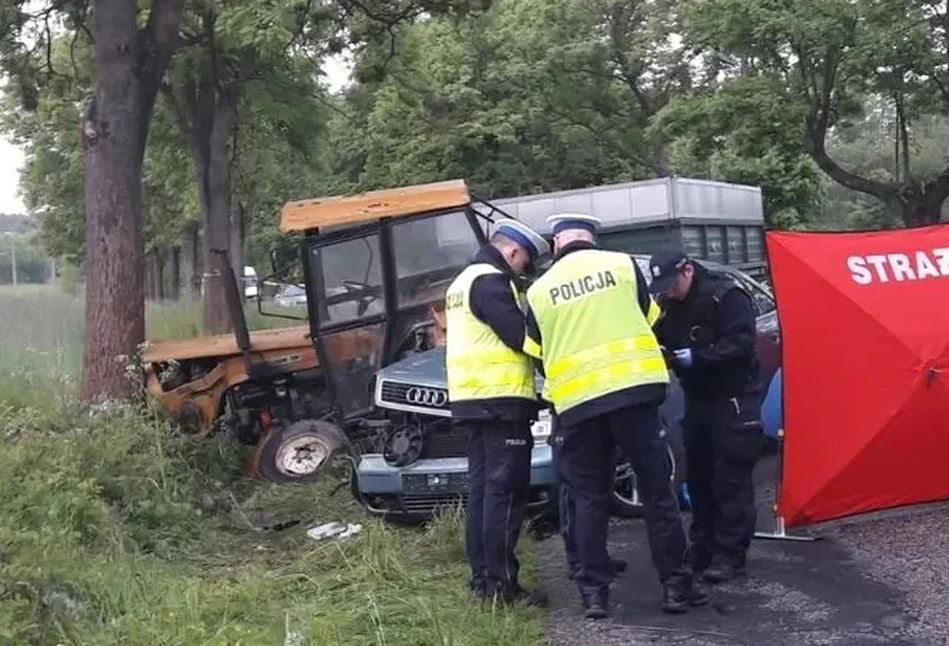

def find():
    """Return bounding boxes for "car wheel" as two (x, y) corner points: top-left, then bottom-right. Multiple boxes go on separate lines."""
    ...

(257, 419), (347, 483)
(609, 428), (686, 519)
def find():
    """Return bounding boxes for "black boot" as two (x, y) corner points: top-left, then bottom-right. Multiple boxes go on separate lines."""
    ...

(662, 580), (709, 614)
(703, 561), (746, 584)
(469, 577), (487, 601)
(689, 580), (710, 607)
(580, 587), (609, 620)
(493, 583), (549, 608)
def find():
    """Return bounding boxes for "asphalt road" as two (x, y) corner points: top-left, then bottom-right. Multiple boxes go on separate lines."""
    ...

(537, 454), (949, 646)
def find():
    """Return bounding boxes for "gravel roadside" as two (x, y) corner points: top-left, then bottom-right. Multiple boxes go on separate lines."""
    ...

(537, 456), (949, 646)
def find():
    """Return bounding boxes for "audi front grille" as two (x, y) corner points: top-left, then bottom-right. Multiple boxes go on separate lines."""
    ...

(378, 380), (450, 415)
(401, 493), (467, 516)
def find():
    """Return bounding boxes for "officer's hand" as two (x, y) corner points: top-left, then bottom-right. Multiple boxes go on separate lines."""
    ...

(673, 348), (693, 369)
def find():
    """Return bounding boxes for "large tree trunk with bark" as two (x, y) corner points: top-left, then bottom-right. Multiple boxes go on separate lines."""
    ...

(80, 0), (184, 402)
(893, 193), (946, 228)
(181, 220), (202, 301)
(193, 90), (241, 335)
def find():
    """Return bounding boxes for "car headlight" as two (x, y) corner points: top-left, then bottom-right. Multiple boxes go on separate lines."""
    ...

(531, 409), (552, 443)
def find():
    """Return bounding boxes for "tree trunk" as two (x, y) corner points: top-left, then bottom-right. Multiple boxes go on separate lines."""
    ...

(144, 252), (155, 300)
(156, 248), (166, 300)
(79, 0), (184, 402)
(81, 91), (149, 399)
(805, 123), (949, 230)
(181, 221), (202, 301)
(894, 193), (946, 228)
(195, 90), (241, 335)
(168, 245), (181, 300)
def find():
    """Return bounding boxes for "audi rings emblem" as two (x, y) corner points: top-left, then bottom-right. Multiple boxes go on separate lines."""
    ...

(406, 387), (448, 406)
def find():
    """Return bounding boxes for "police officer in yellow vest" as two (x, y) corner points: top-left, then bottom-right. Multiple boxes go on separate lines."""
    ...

(524, 214), (707, 618)
(445, 218), (550, 607)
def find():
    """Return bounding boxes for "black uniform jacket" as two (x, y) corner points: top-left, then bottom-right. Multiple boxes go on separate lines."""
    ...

(653, 263), (760, 401)
(524, 240), (667, 429)
(449, 244), (540, 422)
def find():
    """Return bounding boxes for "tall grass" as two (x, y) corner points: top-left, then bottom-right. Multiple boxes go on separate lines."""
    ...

(0, 286), (546, 646)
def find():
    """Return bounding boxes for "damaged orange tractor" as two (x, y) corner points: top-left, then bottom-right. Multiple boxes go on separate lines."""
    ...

(141, 180), (503, 487)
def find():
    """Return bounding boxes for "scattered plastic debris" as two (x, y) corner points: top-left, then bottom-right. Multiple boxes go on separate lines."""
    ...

(338, 523), (363, 539)
(306, 521), (363, 541)
(285, 612), (304, 646)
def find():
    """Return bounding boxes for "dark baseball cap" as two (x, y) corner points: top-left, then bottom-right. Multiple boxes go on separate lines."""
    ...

(647, 247), (690, 295)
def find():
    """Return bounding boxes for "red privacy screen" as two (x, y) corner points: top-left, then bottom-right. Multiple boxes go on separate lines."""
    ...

(766, 225), (949, 527)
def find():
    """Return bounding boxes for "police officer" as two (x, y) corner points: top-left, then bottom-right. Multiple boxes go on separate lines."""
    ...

(647, 247), (763, 584)
(445, 218), (549, 606)
(523, 214), (705, 618)
(548, 412), (627, 581)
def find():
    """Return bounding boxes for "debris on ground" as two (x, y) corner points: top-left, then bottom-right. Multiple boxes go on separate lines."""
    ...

(306, 521), (363, 541)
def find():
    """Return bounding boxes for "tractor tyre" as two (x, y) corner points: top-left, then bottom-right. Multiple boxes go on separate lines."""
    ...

(257, 419), (347, 484)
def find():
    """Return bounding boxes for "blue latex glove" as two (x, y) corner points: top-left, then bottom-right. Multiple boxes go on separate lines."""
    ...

(672, 348), (693, 369)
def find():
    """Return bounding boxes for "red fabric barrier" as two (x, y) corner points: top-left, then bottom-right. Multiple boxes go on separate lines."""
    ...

(767, 225), (949, 527)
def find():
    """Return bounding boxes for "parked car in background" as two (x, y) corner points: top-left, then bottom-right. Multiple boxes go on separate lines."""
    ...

(242, 266), (259, 300)
(361, 255), (783, 520)
(274, 284), (307, 307)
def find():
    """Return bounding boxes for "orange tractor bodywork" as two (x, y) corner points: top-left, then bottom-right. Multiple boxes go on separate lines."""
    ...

(142, 180), (463, 482)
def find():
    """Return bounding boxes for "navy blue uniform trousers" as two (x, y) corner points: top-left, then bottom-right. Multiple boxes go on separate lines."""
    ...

(683, 392), (763, 571)
(558, 403), (691, 593)
(549, 418), (581, 574)
(462, 419), (534, 594)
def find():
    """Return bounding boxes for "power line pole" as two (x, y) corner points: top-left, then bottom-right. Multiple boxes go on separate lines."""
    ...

(10, 235), (16, 286)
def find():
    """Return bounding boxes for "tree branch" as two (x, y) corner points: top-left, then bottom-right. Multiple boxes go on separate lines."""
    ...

(160, 82), (193, 140)
(141, 0), (187, 89)
(282, 0), (315, 52)
(804, 126), (896, 202)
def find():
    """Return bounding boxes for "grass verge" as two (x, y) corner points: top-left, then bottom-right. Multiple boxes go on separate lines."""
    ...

(0, 287), (548, 646)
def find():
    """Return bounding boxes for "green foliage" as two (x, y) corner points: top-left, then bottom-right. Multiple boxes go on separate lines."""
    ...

(683, 0), (949, 225)
(653, 74), (825, 224)
(0, 399), (544, 645)
(8, 0), (949, 273)
(0, 287), (545, 646)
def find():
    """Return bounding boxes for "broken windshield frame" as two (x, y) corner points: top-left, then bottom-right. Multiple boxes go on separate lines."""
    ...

(301, 204), (494, 337)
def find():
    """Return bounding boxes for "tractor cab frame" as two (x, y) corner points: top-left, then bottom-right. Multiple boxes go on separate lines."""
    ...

(268, 180), (504, 425)
(150, 179), (520, 485)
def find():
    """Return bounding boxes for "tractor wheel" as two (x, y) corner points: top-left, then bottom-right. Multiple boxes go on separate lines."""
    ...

(257, 419), (347, 483)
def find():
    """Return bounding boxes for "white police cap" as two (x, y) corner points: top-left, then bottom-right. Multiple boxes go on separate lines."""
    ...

(546, 213), (602, 235)
(493, 218), (550, 259)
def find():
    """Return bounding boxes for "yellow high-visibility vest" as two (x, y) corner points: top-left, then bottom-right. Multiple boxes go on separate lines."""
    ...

(445, 263), (536, 403)
(524, 249), (667, 414)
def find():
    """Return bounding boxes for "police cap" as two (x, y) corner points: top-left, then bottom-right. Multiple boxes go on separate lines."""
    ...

(493, 219), (550, 260)
(647, 246), (690, 295)
(545, 213), (602, 236)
